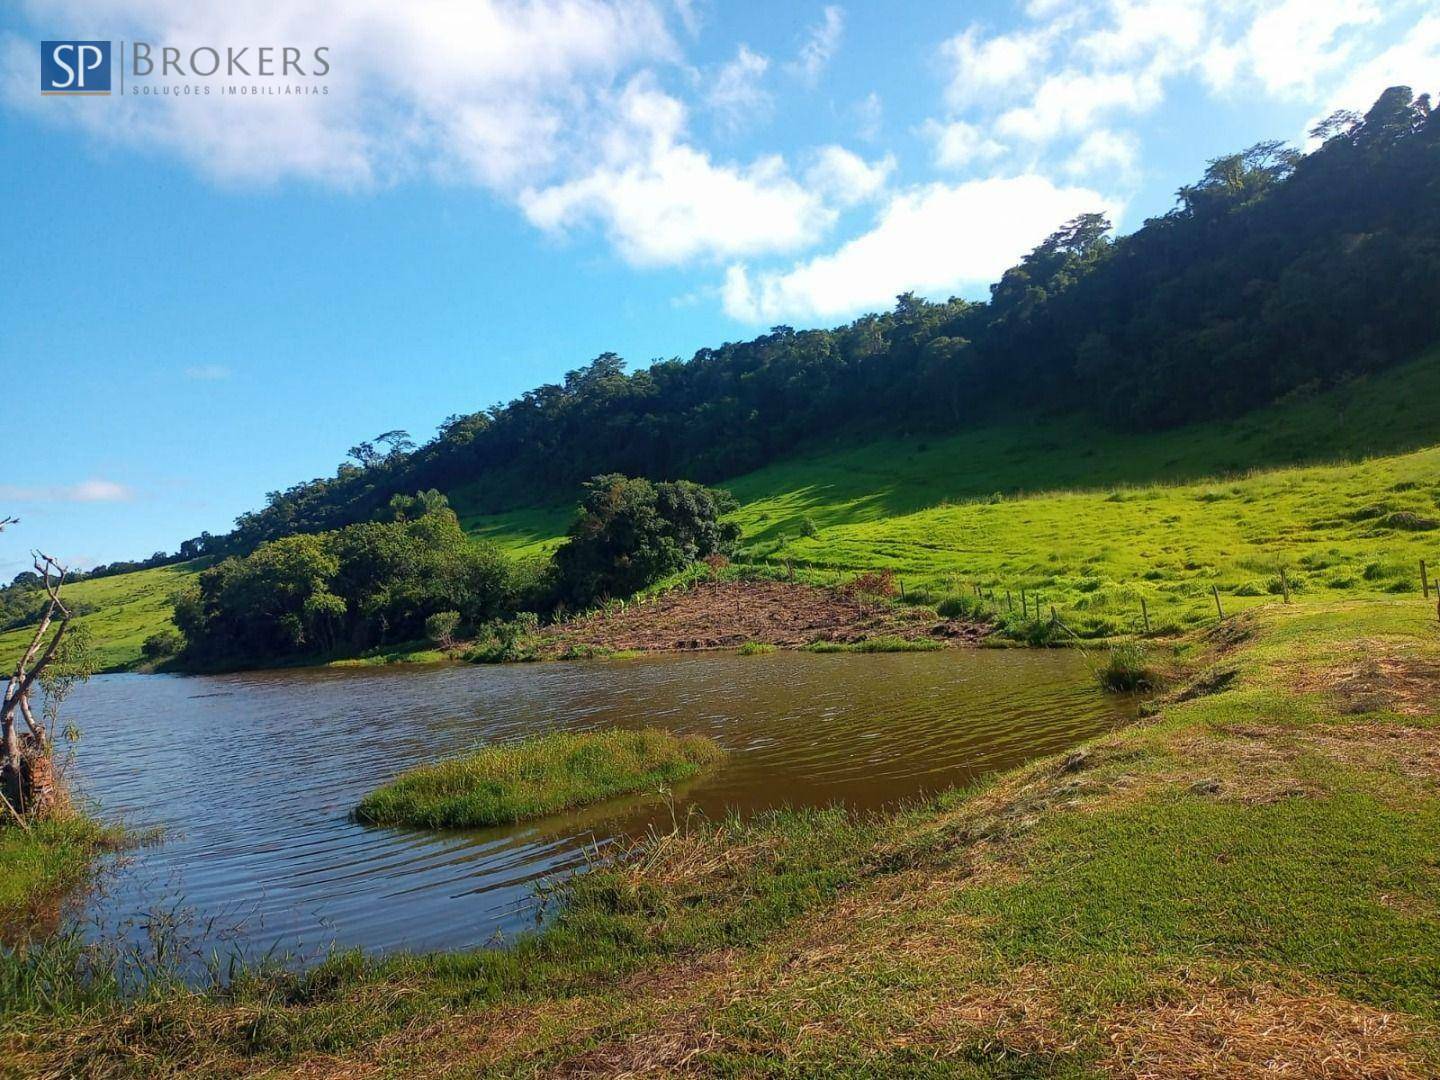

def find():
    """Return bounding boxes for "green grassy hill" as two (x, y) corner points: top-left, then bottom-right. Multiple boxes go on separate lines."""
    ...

(11, 347), (1440, 669)
(0, 561), (204, 673)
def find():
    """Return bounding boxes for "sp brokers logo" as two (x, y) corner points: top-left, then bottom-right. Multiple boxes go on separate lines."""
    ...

(41, 41), (112, 94)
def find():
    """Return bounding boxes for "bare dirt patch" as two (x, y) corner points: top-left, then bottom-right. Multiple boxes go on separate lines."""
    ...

(1293, 648), (1440, 718)
(539, 579), (987, 656)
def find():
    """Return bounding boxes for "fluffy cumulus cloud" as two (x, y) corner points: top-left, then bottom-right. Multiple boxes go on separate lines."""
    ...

(933, 0), (1428, 156)
(6, 0), (1434, 324)
(803, 146), (894, 207)
(924, 120), (1006, 170)
(1064, 128), (1140, 182)
(722, 175), (1117, 323)
(4, 0), (679, 189)
(520, 76), (835, 265)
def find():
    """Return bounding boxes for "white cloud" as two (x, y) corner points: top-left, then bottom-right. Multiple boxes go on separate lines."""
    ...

(803, 146), (894, 207)
(705, 44), (770, 133)
(1200, 0), (1382, 99)
(789, 5), (844, 85)
(184, 364), (232, 381)
(924, 119), (1006, 170)
(1309, 13), (1440, 127)
(852, 91), (883, 141)
(940, 25), (1052, 110)
(0, 479), (135, 504)
(1063, 128), (1139, 182)
(723, 174), (1118, 322)
(4, 0), (678, 190)
(520, 77), (834, 265)
(996, 67), (1161, 143)
(935, 0), (1419, 158)
(671, 0), (705, 37)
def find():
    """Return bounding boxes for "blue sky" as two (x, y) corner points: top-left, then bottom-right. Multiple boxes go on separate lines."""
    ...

(2, 0), (1437, 578)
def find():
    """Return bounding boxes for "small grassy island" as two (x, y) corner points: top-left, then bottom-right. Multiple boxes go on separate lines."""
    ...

(354, 729), (725, 829)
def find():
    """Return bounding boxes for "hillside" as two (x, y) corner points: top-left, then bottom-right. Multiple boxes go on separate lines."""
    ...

(14, 346), (1440, 670)
(0, 560), (203, 673)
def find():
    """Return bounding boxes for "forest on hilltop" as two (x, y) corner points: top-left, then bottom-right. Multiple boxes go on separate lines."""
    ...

(25, 87), (1440, 579)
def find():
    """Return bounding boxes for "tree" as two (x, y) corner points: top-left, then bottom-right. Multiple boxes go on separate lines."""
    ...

(551, 475), (740, 606)
(1, 519), (87, 822)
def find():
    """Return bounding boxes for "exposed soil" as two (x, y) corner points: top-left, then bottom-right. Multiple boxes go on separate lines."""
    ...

(537, 579), (988, 656)
(1292, 646), (1440, 717)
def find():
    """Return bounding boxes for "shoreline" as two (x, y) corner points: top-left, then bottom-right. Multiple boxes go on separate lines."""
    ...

(8, 598), (1439, 1076)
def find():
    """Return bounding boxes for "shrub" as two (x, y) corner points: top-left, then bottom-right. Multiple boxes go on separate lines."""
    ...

(800, 517), (820, 539)
(140, 629), (184, 661)
(424, 610), (462, 649)
(936, 594), (990, 620)
(466, 612), (541, 663)
(552, 475), (740, 607)
(1381, 511), (1438, 531)
(1098, 641), (1158, 692)
(1000, 616), (1066, 646)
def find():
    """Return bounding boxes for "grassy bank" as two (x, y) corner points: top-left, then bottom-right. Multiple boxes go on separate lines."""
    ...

(7, 597), (1439, 1076)
(0, 814), (118, 930)
(354, 729), (725, 829)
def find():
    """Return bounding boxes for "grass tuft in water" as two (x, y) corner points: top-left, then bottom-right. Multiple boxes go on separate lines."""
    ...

(807, 635), (943, 653)
(1097, 641), (1159, 692)
(737, 641), (777, 656)
(353, 729), (725, 829)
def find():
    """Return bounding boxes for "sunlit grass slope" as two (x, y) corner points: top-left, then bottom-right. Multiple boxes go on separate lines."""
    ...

(0, 560), (202, 673)
(12, 348), (1440, 669)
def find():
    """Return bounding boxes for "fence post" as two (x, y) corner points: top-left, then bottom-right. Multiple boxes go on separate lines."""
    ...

(1006, 589), (1013, 612)
(1212, 584), (1224, 620)
(1280, 566), (1291, 604)
(1422, 559), (1430, 599)
(1140, 595), (1151, 634)
(1020, 589), (1027, 616)
(899, 578), (905, 600)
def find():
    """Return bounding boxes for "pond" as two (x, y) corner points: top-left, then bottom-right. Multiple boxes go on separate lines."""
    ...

(57, 649), (1136, 967)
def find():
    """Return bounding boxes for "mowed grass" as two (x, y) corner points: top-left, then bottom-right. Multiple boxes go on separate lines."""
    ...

(0, 560), (203, 673)
(354, 729), (725, 829)
(11, 598), (1440, 1076)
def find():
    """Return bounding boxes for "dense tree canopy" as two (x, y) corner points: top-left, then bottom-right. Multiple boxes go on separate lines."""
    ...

(551, 475), (740, 606)
(174, 505), (509, 664)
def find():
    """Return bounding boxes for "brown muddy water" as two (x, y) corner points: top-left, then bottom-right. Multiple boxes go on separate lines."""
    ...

(59, 649), (1135, 967)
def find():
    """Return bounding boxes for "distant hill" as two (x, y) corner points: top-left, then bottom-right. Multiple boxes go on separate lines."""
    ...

(168, 86), (1440, 561)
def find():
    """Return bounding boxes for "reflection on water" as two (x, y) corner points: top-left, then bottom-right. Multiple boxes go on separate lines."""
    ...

(61, 649), (1134, 964)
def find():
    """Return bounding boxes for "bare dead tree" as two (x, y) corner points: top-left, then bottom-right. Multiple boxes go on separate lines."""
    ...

(0, 530), (77, 822)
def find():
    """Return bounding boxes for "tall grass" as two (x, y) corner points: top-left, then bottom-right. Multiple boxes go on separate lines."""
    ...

(354, 729), (725, 829)
(1097, 641), (1159, 692)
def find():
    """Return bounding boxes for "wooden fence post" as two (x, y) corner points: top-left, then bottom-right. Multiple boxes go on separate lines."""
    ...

(1006, 590), (1013, 612)
(1212, 584), (1224, 620)
(1280, 566), (1291, 604)
(1422, 559), (1430, 599)
(1140, 595), (1151, 634)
